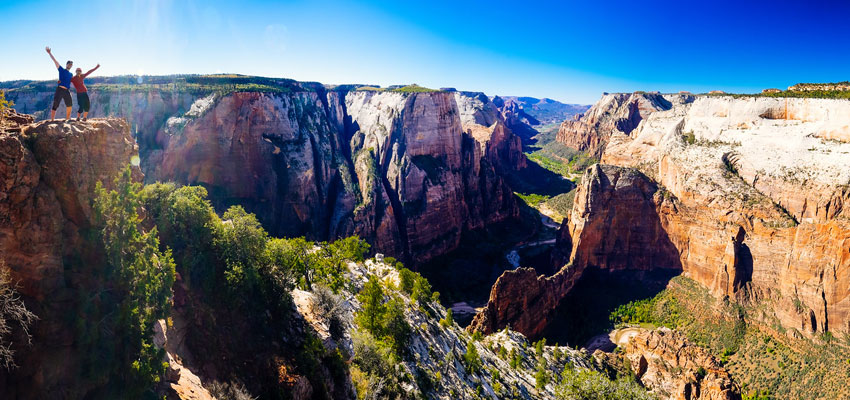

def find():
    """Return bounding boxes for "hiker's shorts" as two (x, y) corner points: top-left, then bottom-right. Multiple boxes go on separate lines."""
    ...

(52, 86), (72, 110)
(77, 92), (90, 113)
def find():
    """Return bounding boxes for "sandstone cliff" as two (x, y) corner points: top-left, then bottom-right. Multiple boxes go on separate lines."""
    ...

(556, 92), (693, 158)
(7, 86), (525, 264)
(0, 118), (141, 398)
(476, 94), (850, 341)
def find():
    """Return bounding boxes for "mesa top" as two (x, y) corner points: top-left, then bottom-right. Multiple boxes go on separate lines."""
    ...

(58, 67), (72, 88)
(71, 75), (87, 92)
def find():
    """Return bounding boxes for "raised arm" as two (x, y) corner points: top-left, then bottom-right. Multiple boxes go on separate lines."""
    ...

(46, 47), (60, 69)
(83, 64), (100, 78)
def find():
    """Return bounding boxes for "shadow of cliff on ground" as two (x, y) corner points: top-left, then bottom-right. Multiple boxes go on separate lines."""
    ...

(540, 268), (680, 348)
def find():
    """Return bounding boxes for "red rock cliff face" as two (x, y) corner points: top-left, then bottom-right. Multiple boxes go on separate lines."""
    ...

(145, 90), (522, 264)
(0, 118), (141, 398)
(476, 95), (850, 340)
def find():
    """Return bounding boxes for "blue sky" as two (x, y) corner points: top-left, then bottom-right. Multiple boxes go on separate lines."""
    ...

(1, 0), (848, 103)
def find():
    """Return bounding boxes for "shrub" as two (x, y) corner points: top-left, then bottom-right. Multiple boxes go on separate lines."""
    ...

(535, 338), (547, 357)
(0, 90), (13, 121)
(439, 309), (454, 328)
(399, 268), (416, 294)
(552, 345), (563, 362)
(356, 277), (386, 336)
(509, 348), (522, 369)
(472, 331), (483, 342)
(463, 341), (482, 375)
(312, 284), (345, 339)
(215, 206), (268, 296)
(535, 360), (549, 389)
(207, 380), (257, 400)
(0, 262), (37, 370)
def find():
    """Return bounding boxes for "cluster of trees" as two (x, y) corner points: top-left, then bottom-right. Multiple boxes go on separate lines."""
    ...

(87, 170), (372, 396)
(92, 167), (177, 394)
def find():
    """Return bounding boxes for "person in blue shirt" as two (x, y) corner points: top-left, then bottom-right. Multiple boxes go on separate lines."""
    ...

(46, 47), (73, 121)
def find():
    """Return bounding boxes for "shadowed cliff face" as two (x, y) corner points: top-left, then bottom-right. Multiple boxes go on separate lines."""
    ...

(470, 165), (682, 339)
(0, 119), (141, 398)
(7, 88), (524, 264)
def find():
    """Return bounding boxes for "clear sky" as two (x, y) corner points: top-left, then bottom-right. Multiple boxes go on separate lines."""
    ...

(1, 0), (848, 104)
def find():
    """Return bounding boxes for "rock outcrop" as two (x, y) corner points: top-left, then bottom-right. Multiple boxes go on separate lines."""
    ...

(556, 93), (693, 158)
(7, 86), (525, 264)
(607, 328), (741, 400)
(0, 118), (141, 398)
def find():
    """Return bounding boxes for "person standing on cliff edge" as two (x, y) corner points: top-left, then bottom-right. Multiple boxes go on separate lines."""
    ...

(45, 46), (73, 121)
(71, 63), (100, 121)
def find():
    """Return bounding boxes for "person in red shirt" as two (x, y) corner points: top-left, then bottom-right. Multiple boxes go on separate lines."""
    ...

(71, 63), (100, 121)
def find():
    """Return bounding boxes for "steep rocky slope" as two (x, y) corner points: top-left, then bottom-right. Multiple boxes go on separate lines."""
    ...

(598, 328), (740, 400)
(556, 92), (693, 158)
(6, 85), (525, 264)
(0, 118), (141, 397)
(477, 94), (850, 342)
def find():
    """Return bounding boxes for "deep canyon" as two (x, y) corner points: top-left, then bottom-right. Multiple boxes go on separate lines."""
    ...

(2, 77), (849, 399)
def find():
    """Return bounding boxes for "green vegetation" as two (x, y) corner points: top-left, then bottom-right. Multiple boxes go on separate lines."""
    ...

(93, 167), (176, 394)
(139, 179), (370, 398)
(0, 90), (12, 120)
(516, 192), (551, 207)
(463, 341), (482, 374)
(534, 358), (549, 389)
(390, 84), (441, 93)
(355, 277), (412, 358)
(439, 308), (454, 328)
(509, 347), (522, 369)
(534, 338), (546, 357)
(609, 276), (850, 399)
(555, 366), (655, 400)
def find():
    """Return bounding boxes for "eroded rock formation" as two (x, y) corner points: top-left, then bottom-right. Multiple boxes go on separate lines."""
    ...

(604, 328), (741, 400)
(556, 92), (693, 158)
(477, 94), (850, 341)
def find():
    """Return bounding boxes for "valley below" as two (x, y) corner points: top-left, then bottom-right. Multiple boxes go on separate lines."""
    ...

(1, 76), (849, 400)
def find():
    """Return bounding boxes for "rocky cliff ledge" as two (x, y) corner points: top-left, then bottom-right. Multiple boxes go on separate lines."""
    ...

(0, 118), (140, 397)
(598, 328), (741, 400)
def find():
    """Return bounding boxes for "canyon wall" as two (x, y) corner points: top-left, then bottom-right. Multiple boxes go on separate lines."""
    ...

(555, 92), (693, 158)
(475, 95), (850, 340)
(7, 87), (525, 263)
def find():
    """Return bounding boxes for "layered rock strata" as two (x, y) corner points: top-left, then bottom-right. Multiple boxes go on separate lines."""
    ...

(7, 87), (525, 264)
(476, 95), (850, 340)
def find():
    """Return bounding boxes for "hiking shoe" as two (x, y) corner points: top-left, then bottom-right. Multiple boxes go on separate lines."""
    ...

(76, 117), (80, 122)
(82, 117), (88, 122)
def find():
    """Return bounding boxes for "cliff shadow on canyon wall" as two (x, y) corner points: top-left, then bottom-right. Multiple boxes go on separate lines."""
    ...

(543, 165), (685, 347)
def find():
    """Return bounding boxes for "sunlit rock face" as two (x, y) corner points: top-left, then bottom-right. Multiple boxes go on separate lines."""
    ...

(477, 94), (850, 340)
(8, 88), (525, 264)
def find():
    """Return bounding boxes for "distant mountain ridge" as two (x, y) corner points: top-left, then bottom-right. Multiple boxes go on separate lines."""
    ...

(492, 95), (589, 125)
